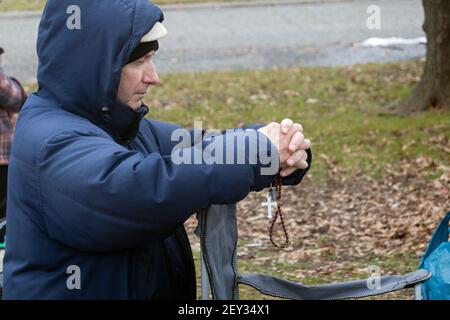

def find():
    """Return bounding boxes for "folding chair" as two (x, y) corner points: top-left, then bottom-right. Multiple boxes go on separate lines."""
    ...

(196, 204), (431, 300)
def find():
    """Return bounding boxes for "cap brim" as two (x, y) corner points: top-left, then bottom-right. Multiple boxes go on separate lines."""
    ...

(141, 22), (167, 43)
(0, 47), (4, 55)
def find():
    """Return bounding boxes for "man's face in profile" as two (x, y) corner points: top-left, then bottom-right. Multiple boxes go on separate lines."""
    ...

(117, 51), (159, 110)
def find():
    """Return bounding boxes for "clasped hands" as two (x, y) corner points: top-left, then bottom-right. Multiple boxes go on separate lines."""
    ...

(258, 118), (311, 177)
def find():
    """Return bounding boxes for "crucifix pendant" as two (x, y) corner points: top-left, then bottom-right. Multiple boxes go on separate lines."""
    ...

(262, 190), (277, 219)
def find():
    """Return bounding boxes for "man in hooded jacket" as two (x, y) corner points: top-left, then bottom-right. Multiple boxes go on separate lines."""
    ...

(3, 0), (311, 299)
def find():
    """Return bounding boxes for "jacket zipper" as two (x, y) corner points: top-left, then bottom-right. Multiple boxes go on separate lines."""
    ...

(231, 230), (239, 300)
(199, 207), (217, 299)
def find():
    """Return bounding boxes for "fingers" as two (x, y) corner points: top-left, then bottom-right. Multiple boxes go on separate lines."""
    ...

(280, 123), (302, 152)
(289, 134), (311, 152)
(277, 120), (308, 164)
(281, 119), (304, 134)
(260, 120), (310, 164)
(280, 167), (297, 177)
(288, 131), (304, 152)
(280, 118), (293, 134)
(280, 149), (308, 177)
(287, 149), (308, 167)
(300, 139), (311, 150)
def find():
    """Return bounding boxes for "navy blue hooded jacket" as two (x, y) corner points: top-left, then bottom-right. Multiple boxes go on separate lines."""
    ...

(3, 0), (310, 299)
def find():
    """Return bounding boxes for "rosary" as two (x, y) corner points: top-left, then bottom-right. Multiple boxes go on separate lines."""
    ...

(262, 174), (289, 248)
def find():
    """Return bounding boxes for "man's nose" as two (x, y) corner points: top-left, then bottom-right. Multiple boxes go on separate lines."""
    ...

(143, 62), (159, 85)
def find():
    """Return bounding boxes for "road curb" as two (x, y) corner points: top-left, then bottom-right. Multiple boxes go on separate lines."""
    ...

(162, 0), (352, 11)
(0, 0), (353, 17)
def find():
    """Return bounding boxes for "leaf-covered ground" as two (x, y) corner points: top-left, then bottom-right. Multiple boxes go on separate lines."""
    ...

(186, 159), (449, 299)
(153, 60), (449, 300)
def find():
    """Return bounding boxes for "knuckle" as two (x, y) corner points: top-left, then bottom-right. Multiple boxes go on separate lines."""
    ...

(295, 131), (304, 140)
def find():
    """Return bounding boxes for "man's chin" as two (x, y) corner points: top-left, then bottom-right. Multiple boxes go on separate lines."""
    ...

(129, 100), (143, 110)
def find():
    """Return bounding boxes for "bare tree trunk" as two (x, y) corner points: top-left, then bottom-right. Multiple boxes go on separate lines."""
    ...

(400, 0), (450, 114)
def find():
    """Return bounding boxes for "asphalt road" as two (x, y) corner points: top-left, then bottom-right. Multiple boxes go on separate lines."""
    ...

(0, 0), (425, 83)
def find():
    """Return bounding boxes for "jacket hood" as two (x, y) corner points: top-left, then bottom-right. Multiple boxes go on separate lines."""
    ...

(36, 0), (164, 143)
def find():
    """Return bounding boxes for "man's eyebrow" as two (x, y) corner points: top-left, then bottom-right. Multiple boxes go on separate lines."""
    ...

(132, 51), (156, 64)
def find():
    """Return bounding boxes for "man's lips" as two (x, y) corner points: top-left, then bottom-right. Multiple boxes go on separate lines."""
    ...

(135, 92), (147, 99)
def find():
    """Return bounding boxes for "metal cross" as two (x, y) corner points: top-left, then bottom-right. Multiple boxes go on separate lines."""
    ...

(262, 191), (277, 219)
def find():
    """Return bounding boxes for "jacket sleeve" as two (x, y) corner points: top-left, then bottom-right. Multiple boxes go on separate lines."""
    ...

(149, 119), (312, 189)
(279, 148), (312, 186)
(37, 129), (278, 252)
